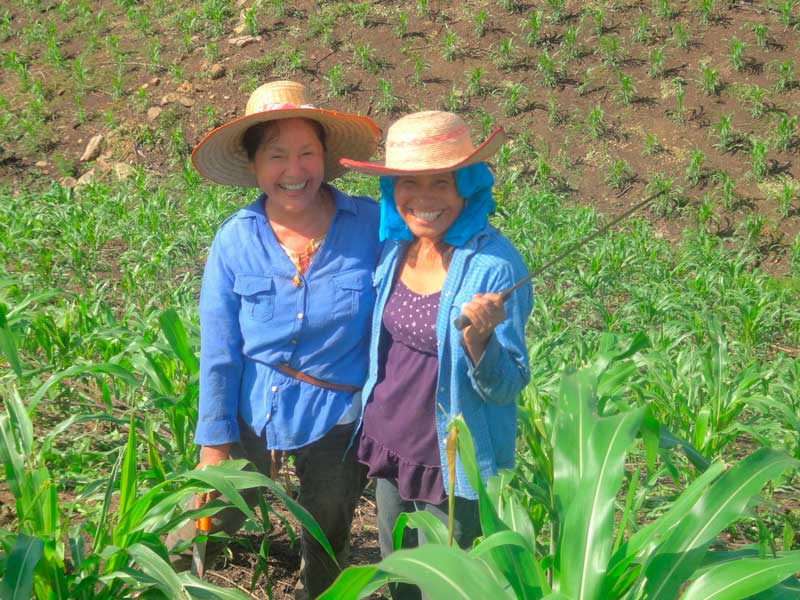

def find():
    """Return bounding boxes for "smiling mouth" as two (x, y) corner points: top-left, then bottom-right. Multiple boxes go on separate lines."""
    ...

(280, 181), (307, 191)
(410, 209), (444, 223)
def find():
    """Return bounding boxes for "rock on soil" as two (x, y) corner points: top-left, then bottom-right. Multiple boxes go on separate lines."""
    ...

(80, 134), (105, 162)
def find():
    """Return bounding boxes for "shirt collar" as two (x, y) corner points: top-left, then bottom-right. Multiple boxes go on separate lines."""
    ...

(238, 184), (356, 222)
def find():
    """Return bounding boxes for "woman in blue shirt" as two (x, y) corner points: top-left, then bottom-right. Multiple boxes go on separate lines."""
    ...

(341, 111), (533, 600)
(184, 81), (381, 598)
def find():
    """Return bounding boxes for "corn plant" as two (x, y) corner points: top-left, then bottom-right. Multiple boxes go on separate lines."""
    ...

(730, 36), (746, 71)
(441, 27), (459, 61)
(494, 37), (516, 70)
(711, 112), (749, 153)
(753, 22), (768, 48)
(500, 82), (526, 117)
(773, 177), (797, 218)
(713, 171), (737, 209)
(411, 55), (429, 87)
(771, 59), (796, 92)
(537, 50), (558, 88)
(779, 0), (796, 27)
(323, 64), (346, 98)
(586, 104), (607, 139)
(350, 2), (370, 28)
(698, 60), (722, 95)
(750, 138), (769, 180)
(321, 369), (800, 600)
(696, 0), (716, 25)
(561, 25), (580, 61)
(605, 159), (635, 190)
(632, 13), (651, 44)
(375, 78), (399, 115)
(597, 35), (622, 68)
(774, 113), (798, 151)
(684, 149), (706, 187)
(616, 72), (637, 105)
(394, 10), (407, 38)
(671, 23), (690, 50)
(524, 10), (543, 46)
(647, 172), (686, 216)
(648, 46), (665, 78)
(546, 0), (567, 23)
(643, 133), (662, 156)
(353, 43), (382, 75)
(655, 0), (678, 19)
(465, 67), (487, 99)
(474, 9), (488, 37)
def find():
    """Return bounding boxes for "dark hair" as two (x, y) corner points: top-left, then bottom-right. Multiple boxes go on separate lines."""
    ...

(241, 118), (327, 161)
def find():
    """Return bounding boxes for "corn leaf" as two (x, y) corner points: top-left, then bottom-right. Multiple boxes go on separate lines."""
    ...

(392, 511), (449, 549)
(317, 566), (384, 600)
(644, 448), (799, 599)
(125, 542), (191, 599)
(30, 362), (139, 413)
(680, 551), (800, 600)
(0, 303), (22, 379)
(159, 308), (199, 375)
(0, 533), (43, 600)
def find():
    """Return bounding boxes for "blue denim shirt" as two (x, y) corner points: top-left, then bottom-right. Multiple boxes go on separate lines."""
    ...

(195, 185), (381, 450)
(360, 225), (533, 500)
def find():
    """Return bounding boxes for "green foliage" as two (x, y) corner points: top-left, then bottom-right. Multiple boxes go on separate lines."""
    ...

(322, 369), (800, 600)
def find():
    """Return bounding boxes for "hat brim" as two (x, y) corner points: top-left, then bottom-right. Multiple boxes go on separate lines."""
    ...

(339, 128), (507, 176)
(192, 107), (380, 187)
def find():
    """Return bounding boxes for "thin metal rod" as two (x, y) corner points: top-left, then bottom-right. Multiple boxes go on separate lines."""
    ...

(454, 190), (665, 330)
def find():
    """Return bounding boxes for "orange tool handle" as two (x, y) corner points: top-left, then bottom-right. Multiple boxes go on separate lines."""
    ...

(196, 516), (211, 533)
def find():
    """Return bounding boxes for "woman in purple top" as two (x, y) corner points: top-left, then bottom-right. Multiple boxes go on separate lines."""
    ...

(341, 112), (533, 600)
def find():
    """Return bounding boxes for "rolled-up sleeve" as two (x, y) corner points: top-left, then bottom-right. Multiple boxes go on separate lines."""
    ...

(195, 233), (243, 445)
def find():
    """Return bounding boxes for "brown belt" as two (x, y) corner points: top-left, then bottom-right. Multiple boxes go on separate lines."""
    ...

(274, 363), (361, 393)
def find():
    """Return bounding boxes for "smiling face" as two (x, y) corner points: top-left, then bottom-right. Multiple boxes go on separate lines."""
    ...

(248, 118), (326, 215)
(393, 172), (464, 241)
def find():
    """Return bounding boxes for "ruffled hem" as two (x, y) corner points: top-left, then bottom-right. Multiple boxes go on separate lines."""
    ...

(358, 431), (446, 505)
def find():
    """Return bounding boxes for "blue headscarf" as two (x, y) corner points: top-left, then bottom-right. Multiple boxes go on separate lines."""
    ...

(378, 162), (495, 247)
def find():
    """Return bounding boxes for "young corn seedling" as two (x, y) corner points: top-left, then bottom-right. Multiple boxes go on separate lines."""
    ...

(351, 2), (370, 28)
(597, 35), (623, 68)
(499, 0), (522, 14)
(323, 64), (347, 98)
(773, 177), (797, 218)
(696, 0), (716, 25)
(416, 0), (431, 18)
(685, 149), (707, 187)
(746, 85), (768, 119)
(494, 36), (517, 70)
(441, 28), (460, 61)
(648, 46), (665, 78)
(672, 23), (690, 50)
(698, 60), (722, 95)
(269, 0), (286, 18)
(586, 104), (607, 139)
(525, 10), (544, 46)
(443, 84), (464, 112)
(561, 25), (580, 61)
(772, 59), (796, 92)
(546, 0), (567, 23)
(243, 4), (260, 35)
(474, 9), (488, 37)
(537, 50), (558, 88)
(774, 113), (798, 151)
(779, 1), (796, 27)
(655, 0), (678, 19)
(632, 13), (652, 44)
(711, 113), (739, 153)
(643, 132), (663, 156)
(44, 23), (63, 67)
(616, 72), (637, 105)
(548, 95), (567, 126)
(394, 10), (407, 38)
(591, 7), (606, 35)
(647, 172), (686, 216)
(750, 138), (769, 180)
(353, 43), (382, 74)
(667, 77), (686, 122)
(730, 37), (746, 71)
(753, 23), (768, 48)
(714, 171), (737, 209)
(411, 55), (429, 87)
(0, 8), (11, 42)
(476, 108), (495, 138)
(605, 159), (636, 189)
(465, 67), (487, 99)
(500, 82), (526, 117)
(375, 79), (399, 115)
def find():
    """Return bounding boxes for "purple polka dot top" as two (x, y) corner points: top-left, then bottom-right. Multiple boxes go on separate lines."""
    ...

(358, 278), (446, 504)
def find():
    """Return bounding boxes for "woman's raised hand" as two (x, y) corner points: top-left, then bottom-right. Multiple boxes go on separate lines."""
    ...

(460, 292), (506, 364)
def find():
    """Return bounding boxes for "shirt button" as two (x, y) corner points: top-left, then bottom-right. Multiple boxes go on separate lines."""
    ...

(297, 312), (304, 319)
(439, 386), (446, 392)
(290, 339), (297, 344)
(271, 385), (278, 392)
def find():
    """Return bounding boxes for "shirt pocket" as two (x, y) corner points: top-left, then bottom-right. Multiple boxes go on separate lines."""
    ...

(332, 271), (371, 320)
(233, 274), (275, 321)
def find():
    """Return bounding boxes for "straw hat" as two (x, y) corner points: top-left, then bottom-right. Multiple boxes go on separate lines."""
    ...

(192, 80), (380, 186)
(340, 111), (507, 176)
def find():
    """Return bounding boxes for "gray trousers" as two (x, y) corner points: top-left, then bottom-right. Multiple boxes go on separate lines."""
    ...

(168, 422), (367, 598)
(375, 478), (480, 600)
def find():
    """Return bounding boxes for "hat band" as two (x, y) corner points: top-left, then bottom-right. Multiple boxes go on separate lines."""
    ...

(255, 102), (317, 112)
(386, 125), (469, 148)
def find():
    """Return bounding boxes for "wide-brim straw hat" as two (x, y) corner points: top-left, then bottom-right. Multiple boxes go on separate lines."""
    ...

(340, 111), (507, 176)
(192, 80), (380, 186)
